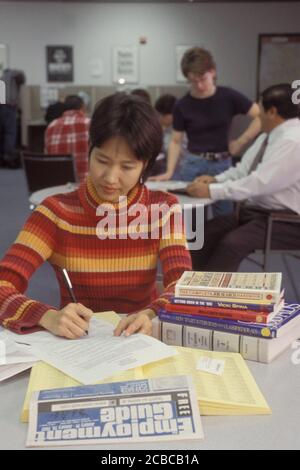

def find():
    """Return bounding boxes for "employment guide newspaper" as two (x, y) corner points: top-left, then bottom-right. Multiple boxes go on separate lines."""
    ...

(26, 375), (204, 446)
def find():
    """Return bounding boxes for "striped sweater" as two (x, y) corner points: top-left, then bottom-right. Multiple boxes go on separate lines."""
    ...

(0, 177), (191, 334)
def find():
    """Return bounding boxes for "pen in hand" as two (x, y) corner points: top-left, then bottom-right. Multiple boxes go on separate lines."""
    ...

(61, 268), (89, 335)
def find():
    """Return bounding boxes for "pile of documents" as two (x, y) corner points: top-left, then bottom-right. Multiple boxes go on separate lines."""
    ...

(2, 313), (176, 385)
(2, 311), (272, 447)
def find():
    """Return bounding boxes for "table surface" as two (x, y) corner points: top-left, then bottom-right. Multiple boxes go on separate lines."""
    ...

(29, 181), (212, 208)
(1, 349), (300, 450)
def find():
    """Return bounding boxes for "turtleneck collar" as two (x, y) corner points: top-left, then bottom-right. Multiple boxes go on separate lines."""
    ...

(78, 175), (148, 218)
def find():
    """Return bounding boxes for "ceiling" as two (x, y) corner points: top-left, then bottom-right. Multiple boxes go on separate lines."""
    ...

(2, 0), (297, 3)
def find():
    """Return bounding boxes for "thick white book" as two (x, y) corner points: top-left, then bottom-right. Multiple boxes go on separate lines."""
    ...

(153, 316), (300, 364)
(175, 271), (282, 304)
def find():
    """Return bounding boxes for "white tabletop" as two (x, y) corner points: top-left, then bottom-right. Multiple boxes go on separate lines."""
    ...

(145, 180), (212, 207)
(29, 183), (78, 207)
(29, 181), (212, 208)
(1, 349), (300, 450)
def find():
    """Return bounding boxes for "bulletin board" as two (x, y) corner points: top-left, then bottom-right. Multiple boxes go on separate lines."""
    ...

(257, 33), (300, 99)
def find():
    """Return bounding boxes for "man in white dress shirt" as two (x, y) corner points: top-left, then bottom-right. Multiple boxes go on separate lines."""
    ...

(186, 83), (300, 271)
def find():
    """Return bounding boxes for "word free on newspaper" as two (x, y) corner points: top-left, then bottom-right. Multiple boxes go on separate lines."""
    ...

(26, 375), (204, 446)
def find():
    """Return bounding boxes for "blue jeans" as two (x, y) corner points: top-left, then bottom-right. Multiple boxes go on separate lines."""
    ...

(179, 152), (234, 217)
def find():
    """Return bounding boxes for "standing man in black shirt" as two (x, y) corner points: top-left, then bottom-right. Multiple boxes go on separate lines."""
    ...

(151, 47), (261, 216)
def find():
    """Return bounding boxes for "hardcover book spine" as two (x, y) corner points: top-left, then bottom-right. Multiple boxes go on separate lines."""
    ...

(165, 303), (270, 323)
(171, 297), (274, 313)
(175, 287), (278, 303)
(159, 320), (264, 362)
(158, 310), (276, 339)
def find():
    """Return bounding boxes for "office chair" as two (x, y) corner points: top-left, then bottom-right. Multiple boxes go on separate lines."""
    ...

(21, 151), (78, 194)
(248, 210), (300, 300)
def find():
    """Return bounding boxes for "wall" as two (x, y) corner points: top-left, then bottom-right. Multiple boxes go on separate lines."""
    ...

(0, 1), (299, 99)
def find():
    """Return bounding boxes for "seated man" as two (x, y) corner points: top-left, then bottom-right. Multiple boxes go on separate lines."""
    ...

(186, 83), (300, 271)
(45, 95), (90, 182)
(45, 99), (66, 125)
(150, 94), (177, 177)
(149, 94), (188, 179)
(130, 88), (151, 104)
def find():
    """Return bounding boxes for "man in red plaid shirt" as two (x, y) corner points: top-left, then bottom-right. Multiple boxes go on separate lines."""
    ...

(45, 95), (90, 182)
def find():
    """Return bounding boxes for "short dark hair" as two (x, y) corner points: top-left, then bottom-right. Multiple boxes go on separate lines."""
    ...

(155, 94), (177, 115)
(261, 84), (300, 119)
(181, 47), (216, 78)
(64, 95), (84, 111)
(89, 93), (163, 181)
(130, 88), (151, 105)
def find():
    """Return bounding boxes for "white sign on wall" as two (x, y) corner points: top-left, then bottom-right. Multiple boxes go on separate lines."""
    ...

(112, 45), (139, 84)
(40, 86), (59, 109)
(0, 44), (8, 78)
(90, 58), (103, 78)
(0, 80), (5, 104)
(176, 45), (193, 83)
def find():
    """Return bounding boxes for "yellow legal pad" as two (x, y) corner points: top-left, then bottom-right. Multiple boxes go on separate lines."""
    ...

(21, 312), (271, 422)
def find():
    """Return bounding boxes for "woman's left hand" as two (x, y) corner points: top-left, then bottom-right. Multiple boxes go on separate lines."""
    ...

(113, 309), (155, 337)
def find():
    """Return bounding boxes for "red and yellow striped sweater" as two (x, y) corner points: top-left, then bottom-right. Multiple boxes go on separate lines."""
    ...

(0, 177), (191, 333)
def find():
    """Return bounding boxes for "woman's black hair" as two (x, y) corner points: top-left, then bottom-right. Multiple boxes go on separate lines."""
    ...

(89, 93), (163, 182)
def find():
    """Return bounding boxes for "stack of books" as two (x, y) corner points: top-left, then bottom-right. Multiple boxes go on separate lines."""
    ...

(154, 271), (300, 363)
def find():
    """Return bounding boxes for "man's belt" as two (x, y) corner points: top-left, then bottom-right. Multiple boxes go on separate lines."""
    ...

(192, 151), (230, 161)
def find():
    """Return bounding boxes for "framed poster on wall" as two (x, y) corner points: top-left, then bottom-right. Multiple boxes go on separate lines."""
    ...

(46, 45), (73, 82)
(112, 45), (138, 84)
(257, 34), (300, 99)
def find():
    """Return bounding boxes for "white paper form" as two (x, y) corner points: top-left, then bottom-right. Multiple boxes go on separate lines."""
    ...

(0, 333), (38, 381)
(0, 333), (38, 365)
(3, 318), (177, 385)
(0, 362), (36, 382)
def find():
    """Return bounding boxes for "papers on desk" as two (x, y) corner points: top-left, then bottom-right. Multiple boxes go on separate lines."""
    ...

(145, 180), (212, 206)
(12, 312), (270, 423)
(0, 332), (38, 382)
(0, 363), (36, 382)
(4, 318), (177, 385)
(146, 180), (188, 192)
(143, 347), (271, 416)
(21, 358), (144, 422)
(0, 334), (37, 364)
(21, 346), (271, 422)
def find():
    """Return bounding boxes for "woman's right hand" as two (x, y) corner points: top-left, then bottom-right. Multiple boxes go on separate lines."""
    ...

(38, 303), (93, 339)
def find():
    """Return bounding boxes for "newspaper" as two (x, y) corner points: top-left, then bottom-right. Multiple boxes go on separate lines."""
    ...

(26, 375), (204, 446)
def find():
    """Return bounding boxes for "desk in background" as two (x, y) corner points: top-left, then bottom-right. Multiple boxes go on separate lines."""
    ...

(29, 181), (213, 208)
(29, 183), (78, 207)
